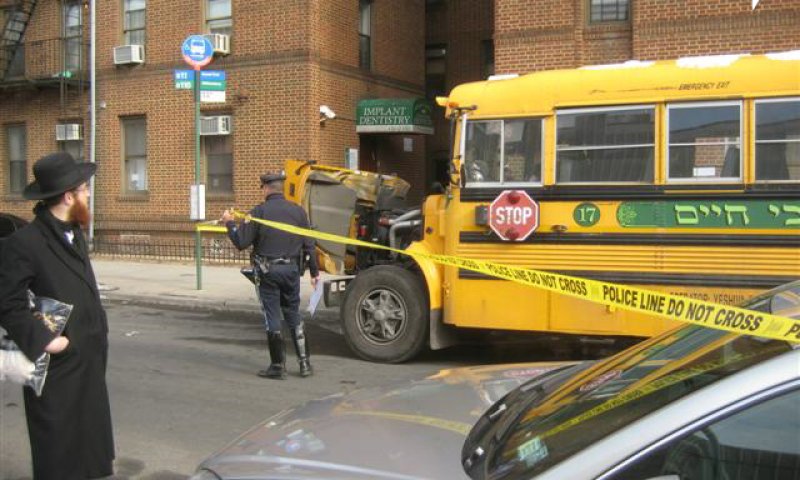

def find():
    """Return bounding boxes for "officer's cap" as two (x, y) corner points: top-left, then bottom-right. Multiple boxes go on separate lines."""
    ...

(260, 171), (286, 186)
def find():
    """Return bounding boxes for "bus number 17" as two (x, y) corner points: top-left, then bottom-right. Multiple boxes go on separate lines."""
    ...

(574, 203), (600, 227)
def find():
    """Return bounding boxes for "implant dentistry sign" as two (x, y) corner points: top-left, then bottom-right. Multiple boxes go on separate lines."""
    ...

(356, 98), (434, 135)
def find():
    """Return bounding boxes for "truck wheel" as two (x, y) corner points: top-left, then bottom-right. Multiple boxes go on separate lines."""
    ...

(341, 265), (428, 363)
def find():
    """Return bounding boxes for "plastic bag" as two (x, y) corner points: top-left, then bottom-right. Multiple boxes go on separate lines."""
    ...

(0, 293), (73, 396)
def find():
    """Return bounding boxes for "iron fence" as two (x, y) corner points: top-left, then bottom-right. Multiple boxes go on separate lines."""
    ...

(93, 235), (249, 264)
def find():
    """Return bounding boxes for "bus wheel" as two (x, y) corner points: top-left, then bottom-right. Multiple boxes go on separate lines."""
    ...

(341, 265), (428, 363)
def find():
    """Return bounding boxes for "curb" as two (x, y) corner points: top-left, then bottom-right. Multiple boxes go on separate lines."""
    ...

(100, 292), (262, 315)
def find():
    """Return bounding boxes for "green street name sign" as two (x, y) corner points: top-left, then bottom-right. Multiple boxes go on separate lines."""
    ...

(356, 98), (434, 135)
(199, 70), (226, 91)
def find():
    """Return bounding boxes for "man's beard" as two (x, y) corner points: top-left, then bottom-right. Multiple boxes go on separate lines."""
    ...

(68, 198), (91, 228)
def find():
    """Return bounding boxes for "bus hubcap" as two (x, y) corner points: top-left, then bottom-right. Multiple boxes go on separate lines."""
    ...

(358, 289), (407, 343)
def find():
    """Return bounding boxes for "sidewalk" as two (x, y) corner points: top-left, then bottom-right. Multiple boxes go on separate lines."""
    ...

(92, 258), (328, 316)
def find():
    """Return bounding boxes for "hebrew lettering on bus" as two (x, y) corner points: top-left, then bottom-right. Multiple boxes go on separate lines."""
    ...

(617, 200), (800, 229)
(769, 204), (800, 227)
(674, 203), (751, 226)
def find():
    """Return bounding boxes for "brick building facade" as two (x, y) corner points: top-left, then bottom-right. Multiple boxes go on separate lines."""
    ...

(493, 0), (800, 74)
(1, 0), (798, 247)
(1, 0), (427, 245)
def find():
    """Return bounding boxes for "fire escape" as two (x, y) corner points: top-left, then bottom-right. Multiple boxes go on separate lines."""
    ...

(0, 0), (87, 117)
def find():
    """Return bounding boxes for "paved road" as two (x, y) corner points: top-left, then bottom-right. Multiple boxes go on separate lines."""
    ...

(0, 302), (583, 479)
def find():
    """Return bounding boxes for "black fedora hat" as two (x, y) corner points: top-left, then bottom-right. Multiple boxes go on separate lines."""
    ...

(23, 152), (96, 200)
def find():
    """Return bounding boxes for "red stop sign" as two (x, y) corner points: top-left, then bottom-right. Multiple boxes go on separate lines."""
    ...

(489, 190), (540, 241)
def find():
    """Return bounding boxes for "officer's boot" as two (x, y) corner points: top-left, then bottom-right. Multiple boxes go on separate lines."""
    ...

(291, 324), (313, 377)
(257, 332), (286, 379)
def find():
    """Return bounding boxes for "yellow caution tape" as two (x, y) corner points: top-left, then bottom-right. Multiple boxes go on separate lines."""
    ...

(196, 223), (227, 233)
(195, 210), (799, 343)
(540, 349), (752, 440)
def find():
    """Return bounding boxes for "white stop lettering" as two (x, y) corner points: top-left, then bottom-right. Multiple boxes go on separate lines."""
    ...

(496, 206), (533, 225)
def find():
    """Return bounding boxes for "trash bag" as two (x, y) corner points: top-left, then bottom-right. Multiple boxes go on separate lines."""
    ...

(0, 293), (73, 396)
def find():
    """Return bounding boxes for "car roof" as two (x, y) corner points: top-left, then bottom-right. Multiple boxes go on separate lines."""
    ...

(536, 348), (800, 479)
(0, 213), (27, 238)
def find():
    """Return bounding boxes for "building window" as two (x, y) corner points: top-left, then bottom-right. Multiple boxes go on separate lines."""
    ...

(59, 140), (84, 163)
(755, 98), (800, 182)
(63, 0), (82, 72)
(556, 106), (655, 183)
(1, 9), (25, 77)
(589, 0), (629, 22)
(359, 0), (372, 70)
(6, 125), (26, 195)
(667, 102), (741, 182)
(123, 0), (146, 45)
(206, 0), (232, 36)
(481, 40), (494, 80)
(204, 135), (233, 194)
(425, 44), (446, 100)
(122, 117), (147, 193)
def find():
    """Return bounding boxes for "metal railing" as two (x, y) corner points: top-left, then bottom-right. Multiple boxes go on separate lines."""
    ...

(1, 38), (86, 83)
(93, 235), (249, 264)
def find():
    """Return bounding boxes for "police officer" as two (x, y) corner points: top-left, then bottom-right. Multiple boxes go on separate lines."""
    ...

(221, 172), (320, 379)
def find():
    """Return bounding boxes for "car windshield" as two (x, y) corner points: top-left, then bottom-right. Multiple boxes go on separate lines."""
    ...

(485, 282), (800, 479)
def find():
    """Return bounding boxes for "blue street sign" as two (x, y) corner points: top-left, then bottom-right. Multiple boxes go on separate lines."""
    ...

(174, 69), (195, 89)
(200, 70), (225, 81)
(181, 35), (214, 69)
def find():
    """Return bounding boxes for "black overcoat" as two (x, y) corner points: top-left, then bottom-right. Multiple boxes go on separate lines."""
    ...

(0, 208), (114, 479)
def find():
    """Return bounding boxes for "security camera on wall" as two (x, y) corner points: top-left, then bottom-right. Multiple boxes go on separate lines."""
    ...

(319, 105), (337, 121)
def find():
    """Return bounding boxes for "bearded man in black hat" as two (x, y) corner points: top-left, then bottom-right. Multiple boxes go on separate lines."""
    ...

(221, 172), (320, 379)
(0, 152), (115, 479)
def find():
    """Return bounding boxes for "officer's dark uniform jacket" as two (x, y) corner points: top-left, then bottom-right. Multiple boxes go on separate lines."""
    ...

(225, 192), (319, 278)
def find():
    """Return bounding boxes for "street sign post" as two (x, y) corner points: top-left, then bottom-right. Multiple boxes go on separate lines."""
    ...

(181, 34), (216, 290)
(489, 190), (540, 241)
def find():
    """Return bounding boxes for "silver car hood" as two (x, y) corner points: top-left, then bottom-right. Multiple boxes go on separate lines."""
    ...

(197, 362), (568, 480)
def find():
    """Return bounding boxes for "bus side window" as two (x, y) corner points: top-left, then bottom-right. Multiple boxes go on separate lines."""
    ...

(504, 118), (542, 184)
(755, 98), (800, 182)
(556, 106), (655, 184)
(756, 144), (789, 180)
(465, 118), (542, 185)
(667, 102), (742, 182)
(465, 121), (501, 184)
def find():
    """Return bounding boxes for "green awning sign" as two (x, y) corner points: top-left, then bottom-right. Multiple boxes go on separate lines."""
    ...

(356, 98), (434, 135)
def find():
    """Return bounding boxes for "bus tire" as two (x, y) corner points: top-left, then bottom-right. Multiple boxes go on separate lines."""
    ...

(341, 265), (428, 363)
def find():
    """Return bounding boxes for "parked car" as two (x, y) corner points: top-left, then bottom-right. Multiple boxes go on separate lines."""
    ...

(191, 282), (800, 480)
(0, 212), (27, 237)
(0, 212), (28, 256)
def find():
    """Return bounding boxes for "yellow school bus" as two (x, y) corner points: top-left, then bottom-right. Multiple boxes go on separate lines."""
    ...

(287, 51), (800, 363)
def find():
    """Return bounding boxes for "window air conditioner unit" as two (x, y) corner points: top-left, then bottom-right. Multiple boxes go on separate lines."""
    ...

(113, 45), (145, 65)
(56, 124), (82, 141)
(205, 33), (230, 56)
(200, 115), (232, 135)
